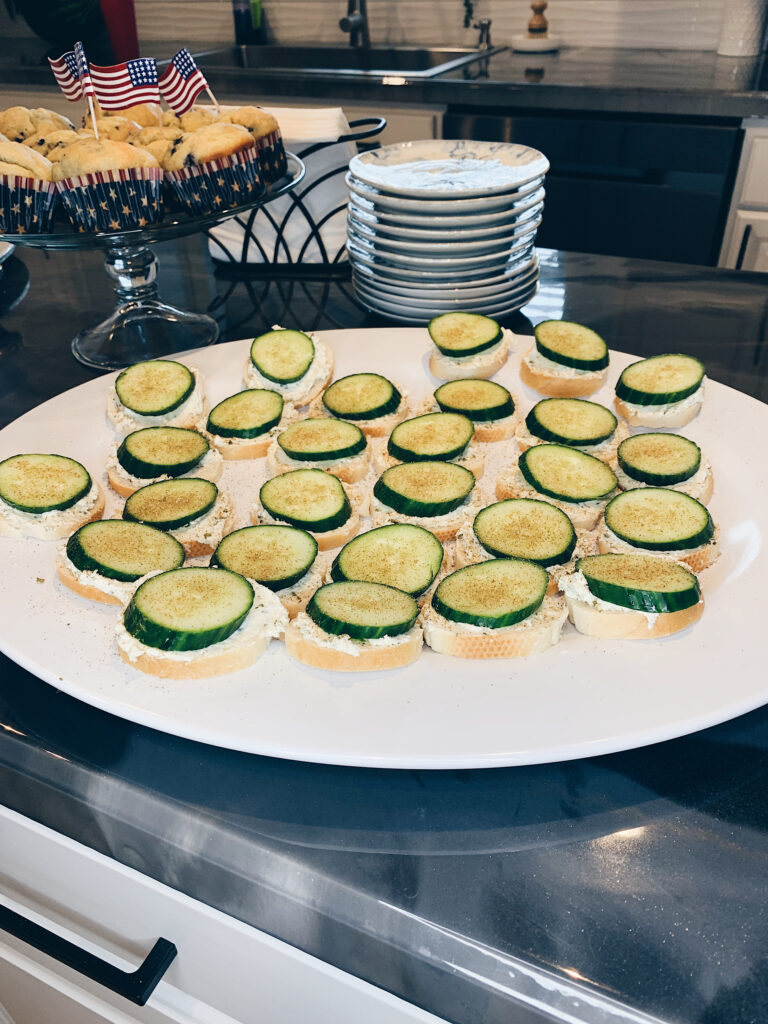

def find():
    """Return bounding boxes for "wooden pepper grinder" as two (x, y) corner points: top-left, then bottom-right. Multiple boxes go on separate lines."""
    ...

(512, 0), (561, 52)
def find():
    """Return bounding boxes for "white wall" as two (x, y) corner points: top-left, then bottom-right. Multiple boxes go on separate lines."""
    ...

(133, 0), (727, 51)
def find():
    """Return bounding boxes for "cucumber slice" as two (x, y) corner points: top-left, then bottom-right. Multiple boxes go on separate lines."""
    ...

(307, 580), (418, 640)
(519, 444), (617, 503)
(428, 312), (501, 357)
(123, 478), (218, 531)
(207, 389), (283, 439)
(374, 461), (475, 518)
(250, 329), (315, 384)
(617, 433), (701, 486)
(534, 321), (609, 371)
(66, 520), (184, 582)
(117, 427), (209, 480)
(432, 558), (548, 629)
(331, 523), (443, 597)
(473, 498), (576, 567)
(604, 488), (714, 551)
(526, 398), (617, 446)
(434, 379), (514, 422)
(388, 412), (473, 463)
(578, 552), (701, 614)
(124, 567), (254, 652)
(260, 469), (351, 533)
(0, 454), (91, 513)
(277, 418), (366, 463)
(211, 525), (318, 592)
(114, 360), (194, 416)
(615, 354), (705, 406)
(322, 373), (401, 421)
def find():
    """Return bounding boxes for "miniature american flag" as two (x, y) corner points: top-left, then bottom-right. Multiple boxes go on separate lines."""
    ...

(48, 41), (95, 102)
(89, 57), (161, 111)
(158, 48), (209, 115)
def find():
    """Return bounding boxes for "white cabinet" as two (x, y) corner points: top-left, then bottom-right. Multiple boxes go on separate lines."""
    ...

(719, 119), (768, 271)
(0, 805), (445, 1024)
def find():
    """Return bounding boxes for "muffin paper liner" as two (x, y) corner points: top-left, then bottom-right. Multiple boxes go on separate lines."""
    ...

(55, 167), (164, 232)
(164, 146), (265, 216)
(255, 129), (287, 186)
(0, 175), (57, 234)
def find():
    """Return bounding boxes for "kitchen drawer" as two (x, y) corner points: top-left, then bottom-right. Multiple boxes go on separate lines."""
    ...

(0, 805), (445, 1024)
(740, 139), (768, 206)
(720, 209), (768, 272)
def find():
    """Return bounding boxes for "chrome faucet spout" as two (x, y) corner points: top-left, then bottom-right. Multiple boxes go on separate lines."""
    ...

(474, 18), (492, 49)
(340, 0), (371, 48)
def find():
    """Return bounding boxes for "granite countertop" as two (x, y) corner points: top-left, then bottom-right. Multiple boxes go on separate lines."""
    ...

(1, 240), (768, 1023)
(2, 40), (768, 119)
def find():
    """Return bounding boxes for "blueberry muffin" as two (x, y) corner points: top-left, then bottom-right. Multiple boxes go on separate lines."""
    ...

(216, 105), (286, 183)
(0, 139), (57, 232)
(162, 122), (264, 214)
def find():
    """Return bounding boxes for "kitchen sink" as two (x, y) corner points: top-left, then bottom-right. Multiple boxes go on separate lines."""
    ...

(226, 45), (505, 78)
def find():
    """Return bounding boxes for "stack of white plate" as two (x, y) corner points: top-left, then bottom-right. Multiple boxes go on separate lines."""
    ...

(346, 139), (549, 324)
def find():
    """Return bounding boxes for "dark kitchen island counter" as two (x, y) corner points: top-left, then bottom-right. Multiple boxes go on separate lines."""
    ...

(0, 240), (767, 1023)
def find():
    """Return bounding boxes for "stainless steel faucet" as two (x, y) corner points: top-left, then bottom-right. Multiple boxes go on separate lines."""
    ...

(474, 18), (492, 49)
(340, 0), (371, 48)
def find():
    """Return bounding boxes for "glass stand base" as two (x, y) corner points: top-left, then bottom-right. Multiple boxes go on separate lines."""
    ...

(72, 299), (220, 371)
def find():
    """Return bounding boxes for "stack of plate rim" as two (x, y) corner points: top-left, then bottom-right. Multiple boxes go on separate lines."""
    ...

(346, 139), (549, 324)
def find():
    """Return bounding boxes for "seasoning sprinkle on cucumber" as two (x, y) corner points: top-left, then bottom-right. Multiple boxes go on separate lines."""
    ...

(322, 373), (401, 421)
(250, 329), (315, 384)
(211, 524), (318, 592)
(331, 523), (443, 597)
(66, 520), (184, 582)
(115, 360), (195, 416)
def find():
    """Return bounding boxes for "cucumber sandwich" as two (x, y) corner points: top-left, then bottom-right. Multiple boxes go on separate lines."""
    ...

(614, 354), (705, 427)
(427, 312), (509, 381)
(521, 321), (609, 398)
(0, 453), (104, 540)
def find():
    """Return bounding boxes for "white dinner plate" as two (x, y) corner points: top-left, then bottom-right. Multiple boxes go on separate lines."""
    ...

(347, 247), (537, 283)
(354, 282), (540, 320)
(349, 140), (550, 198)
(347, 213), (544, 254)
(346, 172), (545, 214)
(351, 252), (539, 292)
(353, 263), (540, 302)
(0, 331), (766, 769)
(348, 191), (546, 235)
(346, 229), (538, 269)
(352, 270), (539, 310)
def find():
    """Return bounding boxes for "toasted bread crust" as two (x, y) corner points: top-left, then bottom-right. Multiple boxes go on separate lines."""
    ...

(284, 623), (422, 672)
(253, 510), (360, 551)
(614, 396), (703, 428)
(0, 485), (105, 540)
(307, 394), (410, 439)
(56, 559), (124, 605)
(429, 337), (510, 382)
(266, 443), (370, 484)
(520, 354), (606, 398)
(210, 433), (272, 460)
(597, 533), (719, 573)
(566, 596), (705, 639)
(118, 634), (270, 678)
(423, 597), (567, 659)
(471, 415), (518, 443)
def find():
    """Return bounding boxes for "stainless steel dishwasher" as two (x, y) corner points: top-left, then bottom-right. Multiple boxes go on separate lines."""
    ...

(443, 109), (743, 265)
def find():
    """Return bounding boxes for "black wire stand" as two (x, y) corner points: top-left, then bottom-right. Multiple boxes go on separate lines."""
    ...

(207, 118), (385, 280)
(0, 154), (305, 370)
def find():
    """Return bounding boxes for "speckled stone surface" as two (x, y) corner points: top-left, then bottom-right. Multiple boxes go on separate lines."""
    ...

(1, 241), (768, 1023)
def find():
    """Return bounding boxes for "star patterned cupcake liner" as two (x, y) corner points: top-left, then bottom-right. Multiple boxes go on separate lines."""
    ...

(254, 129), (287, 187)
(55, 167), (164, 233)
(0, 175), (58, 234)
(164, 146), (265, 216)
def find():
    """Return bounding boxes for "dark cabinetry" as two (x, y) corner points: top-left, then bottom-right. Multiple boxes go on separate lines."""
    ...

(444, 109), (742, 265)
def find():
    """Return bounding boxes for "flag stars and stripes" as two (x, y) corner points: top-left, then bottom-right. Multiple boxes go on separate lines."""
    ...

(158, 48), (210, 115)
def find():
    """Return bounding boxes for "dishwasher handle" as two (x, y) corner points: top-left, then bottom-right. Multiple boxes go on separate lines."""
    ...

(0, 901), (177, 1006)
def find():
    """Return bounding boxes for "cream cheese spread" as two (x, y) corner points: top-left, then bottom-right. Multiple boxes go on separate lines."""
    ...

(116, 582), (287, 664)
(421, 594), (568, 639)
(516, 417), (630, 459)
(558, 570), (659, 629)
(291, 611), (422, 656)
(370, 493), (481, 535)
(243, 335), (332, 405)
(598, 521), (717, 563)
(618, 381), (705, 419)
(107, 368), (205, 434)
(524, 346), (605, 380)
(497, 464), (610, 522)
(270, 439), (370, 474)
(107, 444), (223, 490)
(0, 480), (102, 539)
(56, 547), (138, 601)
(613, 457), (712, 499)
(435, 332), (510, 373)
(170, 491), (232, 549)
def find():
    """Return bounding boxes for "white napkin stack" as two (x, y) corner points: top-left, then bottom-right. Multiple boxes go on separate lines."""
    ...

(208, 106), (356, 265)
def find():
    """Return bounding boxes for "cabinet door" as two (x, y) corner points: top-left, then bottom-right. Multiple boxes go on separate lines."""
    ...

(0, 805), (445, 1024)
(721, 210), (768, 272)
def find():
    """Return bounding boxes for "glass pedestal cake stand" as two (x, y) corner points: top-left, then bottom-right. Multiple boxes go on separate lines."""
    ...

(0, 154), (305, 371)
